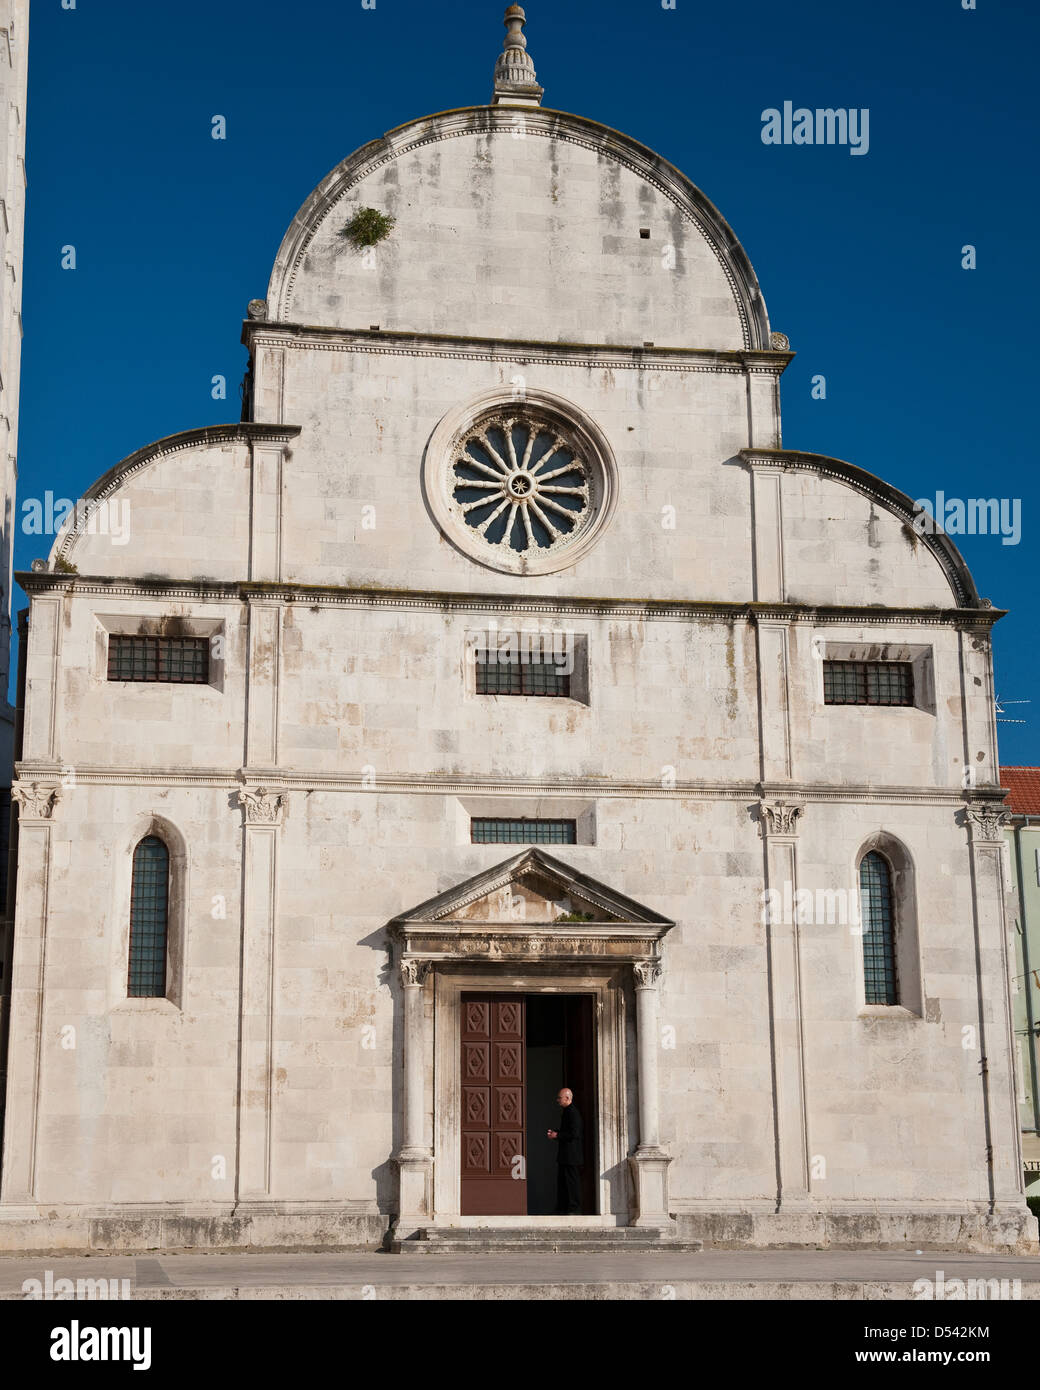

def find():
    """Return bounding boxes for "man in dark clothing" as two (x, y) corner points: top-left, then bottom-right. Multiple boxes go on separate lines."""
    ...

(547, 1087), (584, 1215)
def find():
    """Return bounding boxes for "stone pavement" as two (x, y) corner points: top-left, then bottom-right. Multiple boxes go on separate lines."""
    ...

(1, 1249), (1038, 1299)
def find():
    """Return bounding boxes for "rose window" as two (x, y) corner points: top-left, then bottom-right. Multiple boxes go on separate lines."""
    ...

(449, 415), (590, 557)
(425, 392), (618, 576)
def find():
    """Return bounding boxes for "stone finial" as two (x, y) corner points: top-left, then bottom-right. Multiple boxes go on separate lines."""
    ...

(491, 4), (544, 108)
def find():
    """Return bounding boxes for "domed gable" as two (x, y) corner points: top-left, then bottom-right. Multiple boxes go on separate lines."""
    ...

(265, 107), (771, 351)
(46, 425), (299, 582)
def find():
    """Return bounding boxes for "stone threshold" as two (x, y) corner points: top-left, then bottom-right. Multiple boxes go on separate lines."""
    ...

(390, 1226), (703, 1255)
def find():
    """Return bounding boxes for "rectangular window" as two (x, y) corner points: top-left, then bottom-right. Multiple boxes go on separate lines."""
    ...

(475, 659), (570, 698)
(471, 818), (577, 845)
(823, 660), (914, 707)
(108, 635), (209, 684)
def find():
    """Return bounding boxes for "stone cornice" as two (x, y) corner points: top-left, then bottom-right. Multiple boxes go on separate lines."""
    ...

(242, 321), (792, 375)
(13, 573), (1004, 629)
(17, 574), (244, 601)
(13, 761), (988, 806)
(740, 447), (984, 610)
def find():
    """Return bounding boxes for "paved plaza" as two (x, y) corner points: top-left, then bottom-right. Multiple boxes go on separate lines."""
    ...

(2, 1248), (1038, 1300)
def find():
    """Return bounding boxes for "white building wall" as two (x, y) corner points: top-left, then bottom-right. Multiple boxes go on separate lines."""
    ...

(0, 97), (1031, 1253)
(0, 0), (26, 763)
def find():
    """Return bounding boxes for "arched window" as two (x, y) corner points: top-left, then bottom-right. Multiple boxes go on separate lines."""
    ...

(859, 850), (898, 1005)
(128, 836), (170, 997)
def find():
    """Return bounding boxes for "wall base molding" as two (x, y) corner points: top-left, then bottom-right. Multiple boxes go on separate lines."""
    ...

(0, 1203), (384, 1255)
(673, 1203), (1038, 1255)
(0, 1200), (1034, 1255)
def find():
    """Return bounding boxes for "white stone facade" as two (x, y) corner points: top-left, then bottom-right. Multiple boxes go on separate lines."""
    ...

(0, 0), (26, 762)
(0, 15), (1034, 1253)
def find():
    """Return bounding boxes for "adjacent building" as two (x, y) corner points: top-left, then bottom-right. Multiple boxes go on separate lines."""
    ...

(0, 7), (1034, 1253)
(0, 0), (27, 1173)
(1001, 768), (1040, 1201)
(0, 0), (25, 769)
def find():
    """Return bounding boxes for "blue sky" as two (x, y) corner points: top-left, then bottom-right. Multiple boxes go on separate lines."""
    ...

(17, 0), (1039, 759)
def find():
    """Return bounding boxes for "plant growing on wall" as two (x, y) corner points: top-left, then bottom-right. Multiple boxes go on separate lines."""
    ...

(342, 207), (396, 249)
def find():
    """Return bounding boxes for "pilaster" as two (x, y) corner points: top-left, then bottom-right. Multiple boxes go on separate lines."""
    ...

(746, 456), (785, 603)
(758, 799), (810, 1205)
(0, 782), (60, 1203)
(755, 619), (794, 782)
(964, 803), (1023, 1202)
(244, 597), (283, 772)
(248, 433), (288, 581)
(21, 597), (61, 763)
(235, 785), (285, 1200)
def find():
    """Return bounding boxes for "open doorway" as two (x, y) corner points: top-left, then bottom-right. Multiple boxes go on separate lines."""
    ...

(459, 991), (597, 1217)
(526, 995), (597, 1215)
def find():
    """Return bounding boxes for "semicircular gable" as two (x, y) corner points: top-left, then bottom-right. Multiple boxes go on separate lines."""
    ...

(265, 107), (772, 351)
(741, 448), (982, 609)
(48, 424), (300, 578)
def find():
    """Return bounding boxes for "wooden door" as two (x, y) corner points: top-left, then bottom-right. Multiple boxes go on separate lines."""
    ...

(461, 994), (526, 1215)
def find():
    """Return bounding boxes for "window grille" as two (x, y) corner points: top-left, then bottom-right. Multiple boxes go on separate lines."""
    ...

(108, 635), (209, 684)
(476, 658), (570, 698)
(128, 836), (170, 997)
(860, 851), (898, 1005)
(471, 819), (577, 845)
(823, 660), (913, 706)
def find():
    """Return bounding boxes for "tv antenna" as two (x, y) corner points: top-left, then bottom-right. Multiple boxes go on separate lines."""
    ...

(995, 695), (1029, 725)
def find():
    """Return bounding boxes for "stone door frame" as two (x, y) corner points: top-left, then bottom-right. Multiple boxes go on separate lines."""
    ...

(432, 967), (628, 1225)
(390, 848), (675, 1234)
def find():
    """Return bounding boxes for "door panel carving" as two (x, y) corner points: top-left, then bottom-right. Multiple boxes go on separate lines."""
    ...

(461, 994), (526, 1215)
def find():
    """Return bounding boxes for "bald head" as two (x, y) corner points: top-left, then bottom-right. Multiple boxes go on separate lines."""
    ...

(556, 1088), (573, 1107)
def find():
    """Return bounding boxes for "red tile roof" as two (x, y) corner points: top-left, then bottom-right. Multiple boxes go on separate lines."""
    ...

(1001, 767), (1040, 815)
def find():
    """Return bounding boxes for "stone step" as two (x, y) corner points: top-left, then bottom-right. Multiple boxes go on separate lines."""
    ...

(389, 1227), (703, 1255)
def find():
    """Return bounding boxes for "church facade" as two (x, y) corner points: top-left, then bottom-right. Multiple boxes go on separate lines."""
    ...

(0, 7), (1034, 1253)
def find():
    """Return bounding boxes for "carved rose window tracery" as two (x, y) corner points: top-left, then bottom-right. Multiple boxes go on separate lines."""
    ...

(426, 391), (618, 576)
(450, 414), (590, 558)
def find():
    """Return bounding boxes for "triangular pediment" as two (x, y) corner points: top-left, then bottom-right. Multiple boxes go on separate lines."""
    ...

(393, 848), (672, 929)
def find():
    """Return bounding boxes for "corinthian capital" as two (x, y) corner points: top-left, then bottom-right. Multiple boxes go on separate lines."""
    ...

(11, 782), (61, 821)
(237, 785), (285, 826)
(400, 959), (432, 988)
(964, 804), (1011, 843)
(632, 960), (662, 990)
(758, 800), (804, 838)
